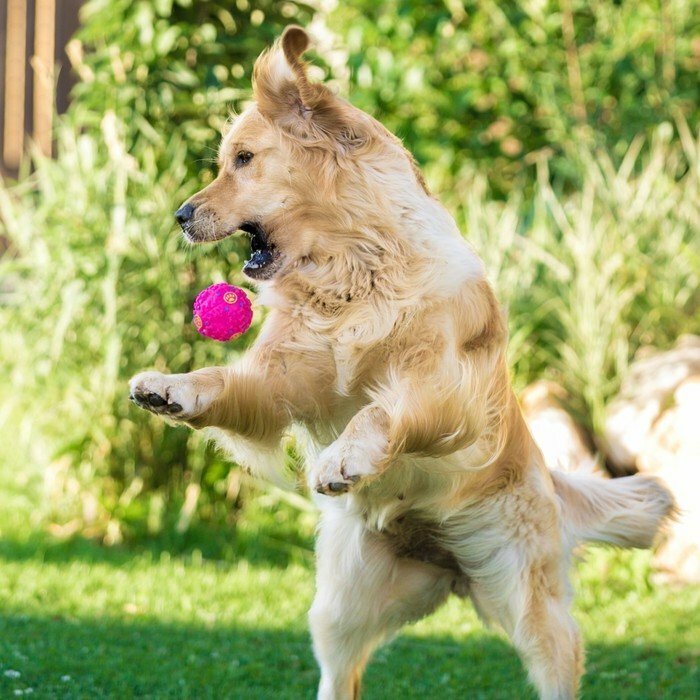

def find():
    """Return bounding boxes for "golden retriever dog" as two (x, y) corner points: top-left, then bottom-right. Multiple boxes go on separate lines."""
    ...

(130, 27), (675, 700)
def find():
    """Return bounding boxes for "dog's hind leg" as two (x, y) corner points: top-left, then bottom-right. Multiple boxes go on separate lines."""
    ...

(309, 506), (454, 700)
(511, 566), (582, 700)
(469, 555), (583, 700)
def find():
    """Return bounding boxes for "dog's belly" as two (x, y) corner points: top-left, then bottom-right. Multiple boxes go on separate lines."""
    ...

(377, 511), (463, 574)
(349, 454), (475, 575)
(348, 451), (535, 580)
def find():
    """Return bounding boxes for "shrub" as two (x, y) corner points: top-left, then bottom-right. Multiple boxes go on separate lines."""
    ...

(70, 0), (315, 183)
(330, 0), (700, 195)
(3, 115), (696, 538)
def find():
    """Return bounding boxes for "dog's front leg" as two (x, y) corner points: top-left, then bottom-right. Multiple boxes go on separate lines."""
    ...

(309, 344), (496, 496)
(129, 368), (224, 424)
(129, 364), (289, 443)
(310, 405), (390, 495)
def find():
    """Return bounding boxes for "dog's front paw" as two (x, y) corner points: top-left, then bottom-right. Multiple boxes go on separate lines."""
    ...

(310, 441), (376, 497)
(129, 371), (197, 421)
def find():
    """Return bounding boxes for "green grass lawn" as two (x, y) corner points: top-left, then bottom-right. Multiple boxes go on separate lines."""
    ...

(1, 452), (698, 698)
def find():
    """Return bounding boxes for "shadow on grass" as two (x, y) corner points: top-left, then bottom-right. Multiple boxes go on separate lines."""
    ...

(0, 517), (314, 571)
(0, 613), (697, 699)
(0, 530), (697, 698)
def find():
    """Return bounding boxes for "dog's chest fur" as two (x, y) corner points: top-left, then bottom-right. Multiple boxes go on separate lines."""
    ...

(332, 342), (363, 396)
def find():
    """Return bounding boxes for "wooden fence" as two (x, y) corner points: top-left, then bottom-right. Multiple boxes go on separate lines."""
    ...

(0, 0), (82, 177)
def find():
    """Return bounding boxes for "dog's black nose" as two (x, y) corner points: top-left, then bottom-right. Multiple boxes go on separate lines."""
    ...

(175, 202), (195, 226)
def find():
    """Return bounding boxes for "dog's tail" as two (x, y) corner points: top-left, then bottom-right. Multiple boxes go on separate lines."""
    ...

(552, 470), (676, 548)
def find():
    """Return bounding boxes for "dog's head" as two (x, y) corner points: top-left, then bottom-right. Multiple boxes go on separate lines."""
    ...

(175, 26), (429, 281)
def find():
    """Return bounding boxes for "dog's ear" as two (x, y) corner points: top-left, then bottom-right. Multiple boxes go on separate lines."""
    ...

(253, 26), (361, 146)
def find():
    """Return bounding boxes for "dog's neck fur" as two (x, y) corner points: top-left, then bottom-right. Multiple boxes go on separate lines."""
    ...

(259, 142), (485, 346)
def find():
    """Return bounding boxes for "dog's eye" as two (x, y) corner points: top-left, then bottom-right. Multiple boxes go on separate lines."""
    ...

(235, 151), (254, 167)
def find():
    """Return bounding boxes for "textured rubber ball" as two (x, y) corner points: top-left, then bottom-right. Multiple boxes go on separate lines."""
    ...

(192, 283), (253, 342)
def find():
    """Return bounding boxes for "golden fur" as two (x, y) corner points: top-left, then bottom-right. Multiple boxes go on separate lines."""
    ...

(130, 27), (675, 700)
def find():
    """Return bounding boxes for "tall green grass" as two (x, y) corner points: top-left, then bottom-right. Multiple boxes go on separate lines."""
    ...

(448, 120), (699, 430)
(0, 110), (256, 539)
(0, 115), (697, 536)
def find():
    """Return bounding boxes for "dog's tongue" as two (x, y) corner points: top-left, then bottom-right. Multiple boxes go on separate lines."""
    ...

(243, 248), (274, 274)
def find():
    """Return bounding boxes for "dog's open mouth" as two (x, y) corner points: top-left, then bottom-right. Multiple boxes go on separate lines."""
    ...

(239, 222), (282, 281)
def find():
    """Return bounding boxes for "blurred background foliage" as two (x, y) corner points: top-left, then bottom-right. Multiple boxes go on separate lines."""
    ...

(71, 0), (316, 183)
(332, 0), (700, 195)
(0, 0), (698, 541)
(0, 0), (317, 541)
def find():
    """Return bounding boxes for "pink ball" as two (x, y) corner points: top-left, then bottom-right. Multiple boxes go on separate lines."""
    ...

(192, 283), (253, 342)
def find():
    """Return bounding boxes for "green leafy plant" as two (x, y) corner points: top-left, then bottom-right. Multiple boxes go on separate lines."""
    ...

(331, 0), (700, 195)
(70, 0), (316, 182)
(0, 0), (315, 539)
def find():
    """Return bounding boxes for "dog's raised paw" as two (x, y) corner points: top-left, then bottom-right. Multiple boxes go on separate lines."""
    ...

(129, 371), (189, 419)
(315, 474), (360, 497)
(310, 439), (375, 497)
(130, 390), (183, 414)
(130, 389), (166, 408)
